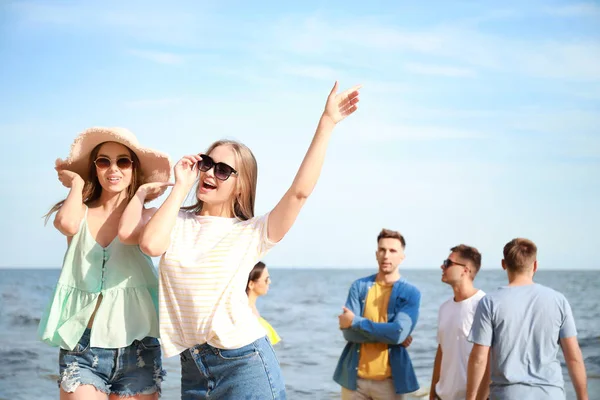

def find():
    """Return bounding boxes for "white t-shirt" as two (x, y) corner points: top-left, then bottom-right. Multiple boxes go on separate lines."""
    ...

(158, 211), (276, 358)
(436, 289), (486, 400)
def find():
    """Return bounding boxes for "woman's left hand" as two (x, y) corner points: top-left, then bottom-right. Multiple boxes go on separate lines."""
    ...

(323, 81), (362, 124)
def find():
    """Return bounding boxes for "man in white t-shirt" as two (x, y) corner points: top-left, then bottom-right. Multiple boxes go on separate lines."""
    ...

(429, 245), (489, 400)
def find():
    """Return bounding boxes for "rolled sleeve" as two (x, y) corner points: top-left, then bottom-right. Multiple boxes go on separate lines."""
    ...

(249, 213), (277, 256)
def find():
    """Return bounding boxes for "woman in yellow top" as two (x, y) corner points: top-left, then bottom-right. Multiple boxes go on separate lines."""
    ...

(246, 262), (281, 345)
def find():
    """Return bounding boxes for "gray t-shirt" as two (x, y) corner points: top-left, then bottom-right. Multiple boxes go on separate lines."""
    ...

(468, 283), (577, 400)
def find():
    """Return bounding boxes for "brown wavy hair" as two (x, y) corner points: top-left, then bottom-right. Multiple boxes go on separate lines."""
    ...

(44, 142), (142, 224)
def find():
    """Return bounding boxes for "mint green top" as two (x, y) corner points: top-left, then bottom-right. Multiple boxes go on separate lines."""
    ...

(38, 208), (159, 351)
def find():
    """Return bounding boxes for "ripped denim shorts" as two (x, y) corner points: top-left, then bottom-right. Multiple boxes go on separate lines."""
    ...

(58, 328), (165, 396)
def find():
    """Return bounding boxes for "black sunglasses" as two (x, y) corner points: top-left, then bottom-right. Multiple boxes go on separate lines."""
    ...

(197, 154), (238, 181)
(442, 259), (467, 269)
(94, 156), (133, 170)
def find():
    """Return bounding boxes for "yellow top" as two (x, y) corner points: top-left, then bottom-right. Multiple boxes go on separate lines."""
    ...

(258, 317), (281, 345)
(357, 282), (393, 380)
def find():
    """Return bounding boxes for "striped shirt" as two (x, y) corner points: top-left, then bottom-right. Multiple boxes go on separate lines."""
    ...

(158, 210), (276, 357)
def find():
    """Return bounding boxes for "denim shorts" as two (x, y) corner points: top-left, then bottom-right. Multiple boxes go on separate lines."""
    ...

(180, 336), (286, 400)
(58, 328), (165, 396)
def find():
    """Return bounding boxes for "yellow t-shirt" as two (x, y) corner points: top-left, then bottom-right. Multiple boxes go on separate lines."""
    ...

(357, 282), (393, 380)
(258, 317), (281, 345)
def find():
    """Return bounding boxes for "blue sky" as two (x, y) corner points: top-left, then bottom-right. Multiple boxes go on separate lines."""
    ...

(1, 0), (599, 270)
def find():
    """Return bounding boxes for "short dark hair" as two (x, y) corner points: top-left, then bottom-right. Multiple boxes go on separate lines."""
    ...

(377, 229), (406, 248)
(246, 261), (266, 294)
(450, 244), (482, 274)
(503, 238), (537, 273)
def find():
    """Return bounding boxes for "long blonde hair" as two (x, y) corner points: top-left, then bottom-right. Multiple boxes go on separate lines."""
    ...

(44, 142), (142, 224)
(182, 140), (257, 221)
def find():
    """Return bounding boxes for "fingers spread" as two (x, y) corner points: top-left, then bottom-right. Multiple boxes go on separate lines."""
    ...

(339, 84), (362, 99)
(340, 104), (358, 117)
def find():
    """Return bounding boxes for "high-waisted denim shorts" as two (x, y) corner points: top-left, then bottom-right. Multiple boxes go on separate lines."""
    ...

(58, 328), (165, 396)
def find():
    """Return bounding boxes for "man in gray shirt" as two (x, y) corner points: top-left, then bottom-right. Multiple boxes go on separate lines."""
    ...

(466, 238), (588, 400)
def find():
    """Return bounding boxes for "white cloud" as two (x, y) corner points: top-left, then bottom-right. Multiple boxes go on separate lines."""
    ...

(543, 3), (600, 17)
(343, 121), (485, 142)
(404, 62), (475, 77)
(281, 64), (339, 81)
(9, 1), (214, 46)
(270, 16), (446, 57)
(517, 41), (600, 81)
(359, 80), (417, 95)
(128, 49), (185, 65)
(124, 98), (183, 109)
(10, 3), (600, 83)
(461, 8), (525, 25)
(268, 16), (600, 82)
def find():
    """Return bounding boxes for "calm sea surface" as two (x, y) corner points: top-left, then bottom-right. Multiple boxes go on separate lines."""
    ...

(1, 268), (598, 399)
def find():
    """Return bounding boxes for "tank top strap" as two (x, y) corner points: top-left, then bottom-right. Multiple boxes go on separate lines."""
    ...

(78, 204), (89, 234)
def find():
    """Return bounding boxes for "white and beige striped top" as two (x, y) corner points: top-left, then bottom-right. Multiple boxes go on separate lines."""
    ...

(158, 210), (276, 357)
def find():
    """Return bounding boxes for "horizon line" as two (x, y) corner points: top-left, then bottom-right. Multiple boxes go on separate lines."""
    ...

(1, 266), (599, 271)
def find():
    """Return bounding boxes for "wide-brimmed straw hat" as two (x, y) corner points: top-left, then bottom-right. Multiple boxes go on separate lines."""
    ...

(55, 127), (172, 201)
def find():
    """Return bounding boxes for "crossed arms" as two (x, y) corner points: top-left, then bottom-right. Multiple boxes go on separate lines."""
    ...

(340, 282), (420, 345)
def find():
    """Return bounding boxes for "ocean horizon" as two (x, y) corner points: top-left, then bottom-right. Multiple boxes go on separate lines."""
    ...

(1, 268), (598, 399)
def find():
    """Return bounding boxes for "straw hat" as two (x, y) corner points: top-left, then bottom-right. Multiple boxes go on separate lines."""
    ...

(55, 127), (172, 201)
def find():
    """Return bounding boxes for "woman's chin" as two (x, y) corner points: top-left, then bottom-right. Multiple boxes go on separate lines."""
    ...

(100, 182), (130, 194)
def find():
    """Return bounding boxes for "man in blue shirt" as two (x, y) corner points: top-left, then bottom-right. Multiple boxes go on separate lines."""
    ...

(467, 238), (588, 400)
(333, 228), (421, 399)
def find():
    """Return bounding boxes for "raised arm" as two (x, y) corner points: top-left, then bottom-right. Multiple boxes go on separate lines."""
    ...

(118, 182), (173, 245)
(561, 336), (588, 400)
(139, 155), (200, 256)
(53, 169), (86, 236)
(267, 82), (361, 243)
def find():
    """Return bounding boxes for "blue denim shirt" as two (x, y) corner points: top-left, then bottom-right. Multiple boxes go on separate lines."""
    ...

(333, 274), (421, 394)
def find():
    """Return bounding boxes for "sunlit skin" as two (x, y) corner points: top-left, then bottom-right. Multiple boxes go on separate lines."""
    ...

(441, 252), (470, 287)
(196, 145), (239, 217)
(94, 142), (134, 196)
(375, 238), (406, 279)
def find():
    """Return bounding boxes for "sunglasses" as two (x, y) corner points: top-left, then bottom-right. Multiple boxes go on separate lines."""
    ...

(94, 156), (133, 170)
(197, 154), (238, 181)
(442, 259), (467, 269)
